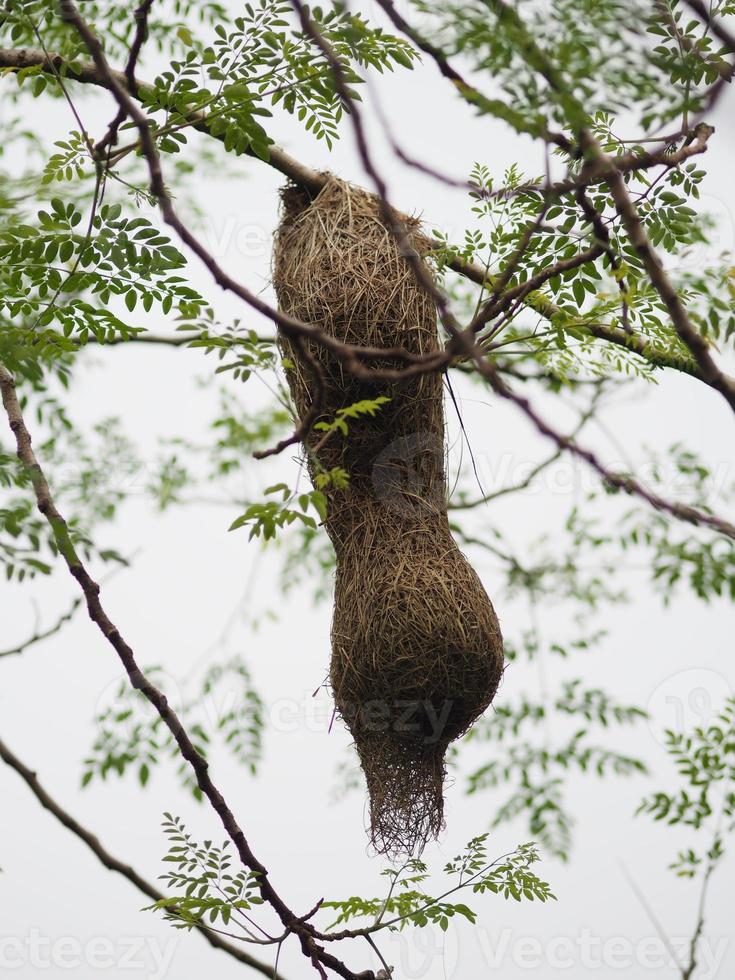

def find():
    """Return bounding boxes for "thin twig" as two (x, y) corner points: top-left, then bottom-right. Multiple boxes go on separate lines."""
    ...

(0, 596), (82, 658)
(479, 363), (735, 540)
(619, 860), (684, 971)
(365, 935), (392, 979)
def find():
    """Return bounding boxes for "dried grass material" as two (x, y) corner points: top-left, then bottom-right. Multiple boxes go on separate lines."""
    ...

(273, 178), (504, 856)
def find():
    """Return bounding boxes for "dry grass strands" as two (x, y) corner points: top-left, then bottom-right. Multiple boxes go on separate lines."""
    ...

(273, 178), (504, 856)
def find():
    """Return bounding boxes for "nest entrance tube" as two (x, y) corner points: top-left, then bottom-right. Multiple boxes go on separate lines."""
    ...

(273, 179), (504, 856)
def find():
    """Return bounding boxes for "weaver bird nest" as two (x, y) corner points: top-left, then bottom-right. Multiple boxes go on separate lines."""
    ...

(273, 178), (504, 856)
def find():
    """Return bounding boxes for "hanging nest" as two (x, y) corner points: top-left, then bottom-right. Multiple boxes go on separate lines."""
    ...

(273, 178), (504, 856)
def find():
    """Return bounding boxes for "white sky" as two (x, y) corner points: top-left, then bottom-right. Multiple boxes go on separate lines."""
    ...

(1, 4), (734, 979)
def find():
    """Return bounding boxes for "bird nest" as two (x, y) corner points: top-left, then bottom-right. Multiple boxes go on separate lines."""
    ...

(273, 178), (504, 856)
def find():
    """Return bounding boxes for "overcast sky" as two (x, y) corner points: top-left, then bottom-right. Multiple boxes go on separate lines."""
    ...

(1, 4), (734, 979)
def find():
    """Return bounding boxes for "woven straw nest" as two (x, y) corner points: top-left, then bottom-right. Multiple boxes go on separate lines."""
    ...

(273, 178), (503, 856)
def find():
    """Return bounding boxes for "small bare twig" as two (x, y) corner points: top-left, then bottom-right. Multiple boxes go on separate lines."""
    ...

(0, 596), (82, 658)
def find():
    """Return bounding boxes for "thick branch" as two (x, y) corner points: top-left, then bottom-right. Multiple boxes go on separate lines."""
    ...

(0, 736), (283, 978)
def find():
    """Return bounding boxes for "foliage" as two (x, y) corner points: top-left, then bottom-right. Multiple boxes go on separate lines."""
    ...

(323, 836), (554, 933)
(0, 407), (130, 581)
(629, 696), (735, 976)
(638, 696), (735, 854)
(147, 822), (553, 938)
(228, 481), (328, 540)
(136, 2), (418, 154)
(144, 814), (263, 929)
(82, 657), (264, 795)
(0, 199), (204, 352)
(313, 396), (392, 437)
(414, 0), (732, 128)
(177, 311), (280, 382)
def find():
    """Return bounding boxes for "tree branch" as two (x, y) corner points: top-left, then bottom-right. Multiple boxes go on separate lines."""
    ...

(478, 0), (735, 415)
(0, 46), (327, 192)
(0, 735), (284, 978)
(6, 11), (731, 544)
(479, 362), (735, 540)
(252, 335), (326, 460)
(280, 0), (735, 541)
(448, 384), (605, 509)
(97, 0), (156, 154)
(0, 351), (370, 980)
(0, 40), (440, 380)
(0, 595), (82, 658)
(0, 45), (718, 385)
(291, 0), (465, 351)
(372, 0), (572, 151)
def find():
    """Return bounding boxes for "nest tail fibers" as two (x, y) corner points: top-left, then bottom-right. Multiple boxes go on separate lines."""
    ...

(273, 178), (504, 856)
